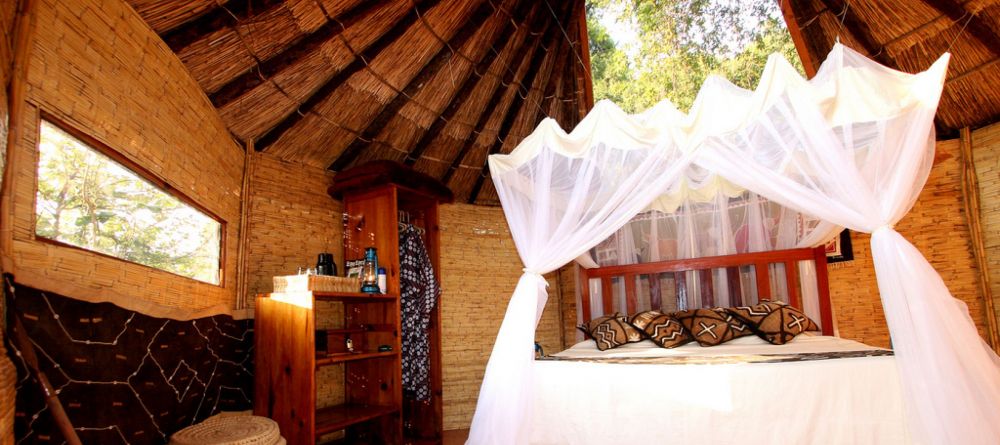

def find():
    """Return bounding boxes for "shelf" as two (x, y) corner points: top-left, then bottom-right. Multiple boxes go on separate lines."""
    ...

(313, 291), (397, 302)
(315, 404), (399, 436)
(316, 350), (398, 366)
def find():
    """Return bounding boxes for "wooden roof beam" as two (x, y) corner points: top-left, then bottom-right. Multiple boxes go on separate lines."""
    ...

(818, 0), (895, 67)
(920, 0), (1000, 56)
(467, 0), (575, 203)
(160, 0), (282, 52)
(780, 0), (819, 77)
(255, 0), (441, 151)
(439, 3), (550, 186)
(210, 0), (392, 106)
(326, 0), (499, 172)
(401, 0), (534, 166)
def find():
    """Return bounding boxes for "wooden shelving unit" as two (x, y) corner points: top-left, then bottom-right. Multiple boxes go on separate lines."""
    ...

(255, 289), (402, 444)
(256, 168), (450, 444)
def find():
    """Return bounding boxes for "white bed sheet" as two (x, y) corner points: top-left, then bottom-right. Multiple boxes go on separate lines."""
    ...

(529, 335), (912, 444)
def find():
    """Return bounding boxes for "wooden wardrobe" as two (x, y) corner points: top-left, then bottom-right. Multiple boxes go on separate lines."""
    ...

(255, 162), (449, 444)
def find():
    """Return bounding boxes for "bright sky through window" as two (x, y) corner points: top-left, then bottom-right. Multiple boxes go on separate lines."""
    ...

(34, 120), (223, 284)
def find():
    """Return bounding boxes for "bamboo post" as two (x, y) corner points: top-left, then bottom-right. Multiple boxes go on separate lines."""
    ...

(235, 140), (256, 310)
(959, 127), (1000, 352)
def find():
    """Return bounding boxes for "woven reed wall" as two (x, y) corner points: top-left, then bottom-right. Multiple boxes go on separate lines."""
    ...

(438, 203), (562, 430)
(973, 122), (1000, 327)
(243, 152), (346, 408)
(827, 138), (987, 348)
(244, 152), (344, 301)
(0, 0), (245, 318)
(0, 0), (16, 443)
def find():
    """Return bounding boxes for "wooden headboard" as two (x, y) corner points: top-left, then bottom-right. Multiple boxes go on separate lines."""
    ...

(580, 246), (834, 336)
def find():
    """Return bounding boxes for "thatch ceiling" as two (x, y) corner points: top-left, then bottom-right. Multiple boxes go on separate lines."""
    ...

(781, 0), (1000, 137)
(125, 0), (593, 205)
(126, 0), (1000, 205)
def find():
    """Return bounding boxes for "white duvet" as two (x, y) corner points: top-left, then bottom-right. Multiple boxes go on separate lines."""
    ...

(528, 335), (912, 444)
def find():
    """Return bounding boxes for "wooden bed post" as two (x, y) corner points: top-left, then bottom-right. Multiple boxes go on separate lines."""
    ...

(813, 246), (835, 336)
(579, 266), (592, 322)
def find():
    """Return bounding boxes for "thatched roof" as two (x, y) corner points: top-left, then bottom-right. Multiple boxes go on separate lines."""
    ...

(125, 0), (593, 205)
(780, 0), (1000, 136)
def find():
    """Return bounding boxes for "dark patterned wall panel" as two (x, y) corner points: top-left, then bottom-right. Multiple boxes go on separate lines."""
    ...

(3, 276), (253, 444)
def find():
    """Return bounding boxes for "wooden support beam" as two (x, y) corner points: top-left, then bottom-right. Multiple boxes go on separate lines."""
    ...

(649, 273), (662, 311)
(958, 127), (1000, 352)
(780, 0), (822, 78)
(210, 0), (389, 106)
(813, 246), (835, 336)
(574, 0), (594, 112)
(255, 0), (440, 151)
(327, 0), (496, 172)
(160, 0), (282, 52)
(920, 0), (1000, 57)
(466, 0), (573, 203)
(401, 0), (533, 166)
(438, 3), (548, 185)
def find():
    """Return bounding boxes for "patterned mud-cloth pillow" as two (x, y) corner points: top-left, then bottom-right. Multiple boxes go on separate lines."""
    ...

(727, 301), (820, 345)
(673, 308), (741, 346)
(578, 313), (644, 350)
(639, 312), (693, 348)
(627, 310), (663, 331)
(712, 307), (754, 340)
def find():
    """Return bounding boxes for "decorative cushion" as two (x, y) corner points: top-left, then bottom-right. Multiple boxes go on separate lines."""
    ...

(639, 313), (692, 348)
(628, 310), (664, 331)
(713, 308), (754, 340)
(578, 313), (644, 351)
(727, 301), (820, 345)
(673, 308), (741, 346)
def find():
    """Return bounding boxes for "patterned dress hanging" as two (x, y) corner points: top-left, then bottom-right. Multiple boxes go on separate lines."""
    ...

(399, 225), (440, 401)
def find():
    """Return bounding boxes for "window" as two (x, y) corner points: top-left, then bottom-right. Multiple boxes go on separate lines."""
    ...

(34, 120), (223, 284)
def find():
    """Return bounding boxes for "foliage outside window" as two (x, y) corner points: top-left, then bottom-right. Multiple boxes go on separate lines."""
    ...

(34, 120), (222, 284)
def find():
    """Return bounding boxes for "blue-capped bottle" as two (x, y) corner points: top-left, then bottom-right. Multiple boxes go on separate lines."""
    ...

(360, 247), (380, 293)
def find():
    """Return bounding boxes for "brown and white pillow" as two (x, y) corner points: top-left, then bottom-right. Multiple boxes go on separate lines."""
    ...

(727, 301), (820, 345)
(578, 313), (644, 351)
(673, 308), (741, 346)
(628, 310), (664, 331)
(639, 312), (692, 348)
(712, 307), (754, 340)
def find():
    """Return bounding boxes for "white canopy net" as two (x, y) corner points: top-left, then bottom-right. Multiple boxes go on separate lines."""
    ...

(469, 44), (1000, 444)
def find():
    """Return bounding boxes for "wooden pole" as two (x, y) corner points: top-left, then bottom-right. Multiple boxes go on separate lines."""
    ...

(235, 140), (256, 310)
(958, 127), (1000, 352)
(12, 315), (82, 445)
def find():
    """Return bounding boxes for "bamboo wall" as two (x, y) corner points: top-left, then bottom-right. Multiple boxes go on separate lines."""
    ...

(1, 0), (16, 443)
(438, 203), (562, 430)
(244, 152), (344, 301)
(0, 0), (245, 319)
(973, 121), (1000, 329)
(827, 138), (988, 347)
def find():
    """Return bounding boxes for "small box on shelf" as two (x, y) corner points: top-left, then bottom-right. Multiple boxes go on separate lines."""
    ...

(272, 274), (360, 293)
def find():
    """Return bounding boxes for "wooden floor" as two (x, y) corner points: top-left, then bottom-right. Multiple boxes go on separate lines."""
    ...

(442, 429), (469, 445)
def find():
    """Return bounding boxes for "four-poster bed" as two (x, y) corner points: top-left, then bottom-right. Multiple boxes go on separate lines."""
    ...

(467, 43), (1000, 444)
(525, 246), (909, 443)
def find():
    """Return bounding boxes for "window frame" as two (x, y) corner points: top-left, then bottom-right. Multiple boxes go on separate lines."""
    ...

(32, 113), (228, 287)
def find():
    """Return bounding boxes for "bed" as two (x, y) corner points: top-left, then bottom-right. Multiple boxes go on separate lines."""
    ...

(527, 247), (913, 444)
